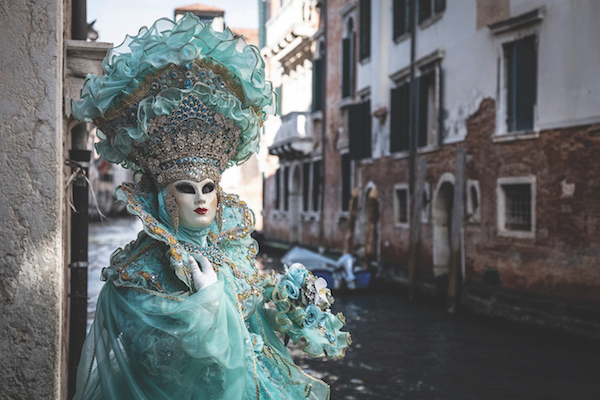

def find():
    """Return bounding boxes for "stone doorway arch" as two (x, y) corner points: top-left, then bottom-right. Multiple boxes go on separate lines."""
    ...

(433, 173), (455, 277)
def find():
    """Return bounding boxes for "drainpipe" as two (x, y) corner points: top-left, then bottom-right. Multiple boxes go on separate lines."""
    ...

(319, 0), (328, 245)
(407, 0), (418, 301)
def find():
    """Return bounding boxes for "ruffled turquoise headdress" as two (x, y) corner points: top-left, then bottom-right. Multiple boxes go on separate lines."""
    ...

(72, 13), (275, 187)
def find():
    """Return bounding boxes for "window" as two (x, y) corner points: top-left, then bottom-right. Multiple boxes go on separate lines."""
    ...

(312, 160), (322, 212)
(342, 18), (355, 99)
(394, 184), (410, 227)
(359, 0), (371, 61)
(418, 0), (445, 24)
(348, 100), (372, 160)
(312, 59), (323, 112)
(283, 166), (289, 211)
(503, 185), (531, 230)
(390, 57), (443, 152)
(302, 162), (310, 212)
(393, 0), (412, 40)
(504, 36), (537, 132)
(497, 177), (536, 238)
(421, 182), (431, 223)
(275, 168), (281, 210)
(341, 152), (352, 211)
(312, 40), (325, 113)
(466, 179), (481, 222)
(390, 82), (410, 152)
(417, 70), (438, 148)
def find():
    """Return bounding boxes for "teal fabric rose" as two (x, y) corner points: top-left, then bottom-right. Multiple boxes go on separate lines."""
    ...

(303, 304), (324, 328)
(285, 263), (308, 289)
(282, 279), (299, 300)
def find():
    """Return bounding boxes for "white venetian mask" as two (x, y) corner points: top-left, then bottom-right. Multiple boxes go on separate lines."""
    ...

(165, 178), (218, 228)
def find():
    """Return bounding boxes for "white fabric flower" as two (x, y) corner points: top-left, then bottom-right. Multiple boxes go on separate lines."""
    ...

(314, 277), (331, 309)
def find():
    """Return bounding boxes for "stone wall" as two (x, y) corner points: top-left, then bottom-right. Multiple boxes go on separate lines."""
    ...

(0, 0), (65, 398)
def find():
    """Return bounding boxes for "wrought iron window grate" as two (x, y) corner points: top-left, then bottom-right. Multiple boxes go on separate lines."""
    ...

(503, 183), (532, 231)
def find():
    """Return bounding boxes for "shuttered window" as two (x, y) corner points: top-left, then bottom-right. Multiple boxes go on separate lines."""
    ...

(359, 0), (371, 61)
(283, 166), (289, 211)
(349, 100), (372, 160)
(341, 153), (351, 211)
(505, 36), (537, 132)
(390, 83), (410, 152)
(312, 160), (322, 212)
(434, 0), (446, 13)
(312, 58), (323, 112)
(302, 162), (310, 212)
(341, 36), (354, 98)
(275, 168), (280, 210)
(393, 0), (411, 40)
(418, 0), (432, 23)
(418, 0), (445, 24)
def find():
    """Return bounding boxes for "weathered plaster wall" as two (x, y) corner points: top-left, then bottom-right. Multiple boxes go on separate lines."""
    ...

(0, 0), (65, 398)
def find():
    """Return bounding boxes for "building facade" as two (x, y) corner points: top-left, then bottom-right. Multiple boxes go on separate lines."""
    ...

(260, 0), (600, 336)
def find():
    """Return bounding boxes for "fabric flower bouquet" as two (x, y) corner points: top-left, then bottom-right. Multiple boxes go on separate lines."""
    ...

(264, 263), (348, 358)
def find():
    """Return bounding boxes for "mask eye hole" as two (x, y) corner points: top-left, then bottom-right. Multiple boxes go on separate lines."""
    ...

(175, 183), (195, 194)
(202, 182), (215, 194)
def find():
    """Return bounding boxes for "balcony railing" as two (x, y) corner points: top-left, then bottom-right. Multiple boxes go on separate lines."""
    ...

(268, 112), (315, 159)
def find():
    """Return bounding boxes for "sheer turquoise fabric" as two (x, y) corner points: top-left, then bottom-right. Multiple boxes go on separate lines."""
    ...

(74, 182), (350, 400)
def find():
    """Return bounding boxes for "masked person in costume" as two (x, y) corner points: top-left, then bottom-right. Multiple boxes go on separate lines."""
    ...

(71, 13), (350, 400)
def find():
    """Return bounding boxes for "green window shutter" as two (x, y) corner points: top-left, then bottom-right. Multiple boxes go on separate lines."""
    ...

(390, 83), (410, 152)
(434, 0), (446, 13)
(418, 0), (432, 23)
(514, 36), (536, 131)
(393, 0), (408, 40)
(359, 0), (371, 60)
(342, 38), (351, 98)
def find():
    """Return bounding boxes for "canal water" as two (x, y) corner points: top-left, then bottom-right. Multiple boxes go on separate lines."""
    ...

(88, 217), (600, 399)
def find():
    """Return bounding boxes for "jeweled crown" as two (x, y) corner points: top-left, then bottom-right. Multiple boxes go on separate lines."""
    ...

(137, 92), (241, 187)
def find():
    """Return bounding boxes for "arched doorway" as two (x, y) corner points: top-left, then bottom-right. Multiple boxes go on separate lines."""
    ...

(289, 163), (302, 243)
(433, 175), (455, 277)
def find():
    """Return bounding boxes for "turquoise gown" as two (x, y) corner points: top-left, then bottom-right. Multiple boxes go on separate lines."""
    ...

(74, 180), (351, 400)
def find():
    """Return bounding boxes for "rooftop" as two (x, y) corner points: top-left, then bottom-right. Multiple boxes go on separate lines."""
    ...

(175, 3), (225, 15)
